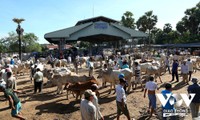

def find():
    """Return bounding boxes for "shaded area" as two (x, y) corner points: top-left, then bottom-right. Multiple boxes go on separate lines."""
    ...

(35, 99), (79, 115)
(173, 81), (188, 90)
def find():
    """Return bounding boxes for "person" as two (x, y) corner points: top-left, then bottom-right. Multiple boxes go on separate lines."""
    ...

(74, 56), (79, 74)
(171, 60), (179, 82)
(186, 59), (193, 81)
(141, 54), (146, 63)
(118, 57), (123, 69)
(88, 57), (94, 77)
(128, 56), (132, 69)
(6, 72), (17, 90)
(132, 62), (143, 90)
(59, 51), (64, 59)
(161, 83), (176, 120)
(49, 54), (55, 68)
(0, 78), (6, 87)
(121, 60), (129, 69)
(10, 58), (15, 65)
(113, 61), (119, 70)
(165, 57), (171, 74)
(80, 89), (97, 120)
(33, 68), (43, 93)
(103, 64), (108, 71)
(144, 76), (157, 119)
(116, 77), (131, 120)
(91, 84), (104, 120)
(0, 84), (26, 120)
(68, 54), (72, 64)
(187, 78), (200, 118)
(181, 61), (189, 84)
(118, 73), (128, 94)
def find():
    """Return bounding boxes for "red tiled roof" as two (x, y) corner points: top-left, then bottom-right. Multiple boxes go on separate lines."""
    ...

(46, 44), (72, 49)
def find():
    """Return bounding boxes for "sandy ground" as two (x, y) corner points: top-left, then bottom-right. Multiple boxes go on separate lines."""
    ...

(0, 65), (199, 120)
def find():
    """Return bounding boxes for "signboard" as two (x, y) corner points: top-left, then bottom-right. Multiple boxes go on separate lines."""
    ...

(94, 22), (108, 29)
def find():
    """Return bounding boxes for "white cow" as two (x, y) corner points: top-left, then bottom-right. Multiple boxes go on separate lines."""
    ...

(98, 68), (133, 93)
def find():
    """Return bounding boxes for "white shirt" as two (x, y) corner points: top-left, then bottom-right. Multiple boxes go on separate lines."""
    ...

(165, 59), (170, 66)
(113, 65), (119, 70)
(33, 71), (43, 82)
(186, 61), (193, 72)
(80, 99), (97, 120)
(116, 84), (126, 103)
(89, 62), (94, 68)
(68, 56), (71, 63)
(145, 81), (157, 91)
(173, 55), (178, 60)
(92, 94), (103, 120)
(181, 64), (189, 74)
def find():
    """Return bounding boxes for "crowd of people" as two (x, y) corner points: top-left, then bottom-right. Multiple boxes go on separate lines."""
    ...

(0, 48), (200, 120)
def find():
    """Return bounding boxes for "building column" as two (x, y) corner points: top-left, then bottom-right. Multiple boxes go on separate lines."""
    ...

(59, 38), (65, 52)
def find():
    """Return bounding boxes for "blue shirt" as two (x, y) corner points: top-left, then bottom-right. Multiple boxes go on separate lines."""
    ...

(122, 64), (129, 69)
(10, 59), (14, 65)
(161, 90), (175, 110)
(187, 83), (200, 103)
(172, 62), (178, 72)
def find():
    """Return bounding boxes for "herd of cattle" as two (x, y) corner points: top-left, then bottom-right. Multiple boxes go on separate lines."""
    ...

(0, 52), (200, 101)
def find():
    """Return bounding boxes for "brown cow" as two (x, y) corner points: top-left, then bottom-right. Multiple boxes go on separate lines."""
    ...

(66, 79), (99, 100)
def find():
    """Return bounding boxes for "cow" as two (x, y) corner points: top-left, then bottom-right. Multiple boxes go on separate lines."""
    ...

(47, 71), (95, 94)
(98, 68), (133, 94)
(66, 79), (99, 100)
(146, 65), (166, 83)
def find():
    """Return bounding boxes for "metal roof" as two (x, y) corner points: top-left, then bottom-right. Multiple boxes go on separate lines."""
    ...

(44, 16), (148, 44)
(75, 16), (119, 26)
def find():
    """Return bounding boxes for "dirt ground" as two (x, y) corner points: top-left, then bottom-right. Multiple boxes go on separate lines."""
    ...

(0, 65), (199, 120)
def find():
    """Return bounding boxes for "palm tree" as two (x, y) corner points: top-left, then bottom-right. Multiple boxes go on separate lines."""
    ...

(13, 18), (25, 60)
(12, 18), (25, 25)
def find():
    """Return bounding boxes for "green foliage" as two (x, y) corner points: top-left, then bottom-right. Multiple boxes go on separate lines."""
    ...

(136, 11), (158, 33)
(79, 41), (90, 49)
(136, 11), (158, 44)
(163, 23), (172, 34)
(121, 11), (135, 29)
(175, 2), (200, 43)
(0, 32), (42, 53)
(26, 43), (42, 52)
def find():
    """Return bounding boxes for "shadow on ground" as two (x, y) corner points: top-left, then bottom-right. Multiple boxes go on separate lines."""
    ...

(35, 99), (79, 115)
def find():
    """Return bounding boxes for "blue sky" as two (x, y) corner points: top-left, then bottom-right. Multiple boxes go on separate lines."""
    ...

(0, 0), (199, 44)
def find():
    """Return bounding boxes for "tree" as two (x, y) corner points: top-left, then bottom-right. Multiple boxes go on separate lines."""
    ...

(22, 33), (39, 52)
(13, 18), (25, 25)
(121, 11), (135, 29)
(0, 32), (42, 53)
(163, 23), (172, 34)
(136, 11), (158, 44)
(13, 18), (25, 60)
(175, 2), (200, 43)
(176, 21), (187, 34)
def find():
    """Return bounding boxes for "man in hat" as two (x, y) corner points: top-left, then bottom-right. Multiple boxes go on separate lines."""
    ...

(0, 84), (26, 120)
(118, 73), (128, 93)
(91, 84), (104, 120)
(80, 89), (97, 120)
(116, 74), (131, 120)
(187, 78), (200, 118)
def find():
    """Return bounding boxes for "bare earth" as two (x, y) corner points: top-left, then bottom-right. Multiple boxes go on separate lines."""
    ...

(0, 66), (198, 120)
